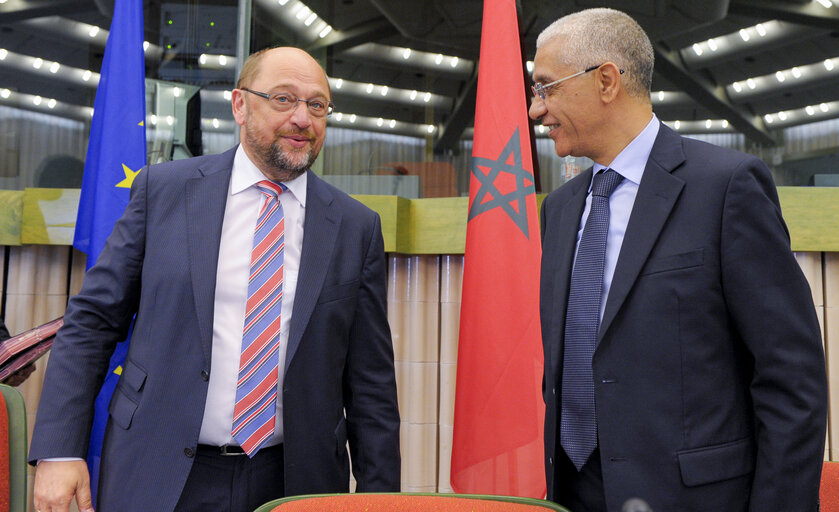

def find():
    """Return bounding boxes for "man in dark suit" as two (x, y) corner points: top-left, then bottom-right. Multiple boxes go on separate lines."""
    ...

(530, 8), (827, 512)
(29, 46), (400, 512)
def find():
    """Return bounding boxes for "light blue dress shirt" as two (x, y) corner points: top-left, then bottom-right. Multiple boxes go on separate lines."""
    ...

(574, 115), (660, 322)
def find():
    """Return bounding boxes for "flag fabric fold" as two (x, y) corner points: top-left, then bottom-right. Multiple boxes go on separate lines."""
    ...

(451, 0), (546, 498)
(74, 0), (146, 502)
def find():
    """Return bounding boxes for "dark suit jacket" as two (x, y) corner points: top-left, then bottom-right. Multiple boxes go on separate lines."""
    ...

(29, 147), (401, 511)
(540, 123), (827, 511)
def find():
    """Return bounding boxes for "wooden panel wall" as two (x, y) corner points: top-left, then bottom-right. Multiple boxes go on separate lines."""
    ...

(0, 248), (833, 508)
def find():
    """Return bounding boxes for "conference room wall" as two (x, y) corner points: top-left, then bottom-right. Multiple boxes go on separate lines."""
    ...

(0, 246), (834, 505)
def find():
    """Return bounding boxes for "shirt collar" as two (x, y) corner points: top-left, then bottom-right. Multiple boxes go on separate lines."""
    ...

(591, 114), (660, 190)
(231, 144), (307, 207)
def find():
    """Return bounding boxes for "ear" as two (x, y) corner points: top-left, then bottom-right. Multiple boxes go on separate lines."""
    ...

(596, 62), (623, 104)
(231, 89), (248, 126)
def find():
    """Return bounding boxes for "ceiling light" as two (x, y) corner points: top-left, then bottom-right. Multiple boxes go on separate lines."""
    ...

(223, 90), (232, 101)
(764, 114), (774, 123)
(32, 58), (43, 69)
(526, 61), (534, 73)
(0, 49), (6, 60)
(815, 0), (833, 8)
(706, 119), (712, 128)
(434, 54), (443, 65)
(820, 103), (830, 112)
(319, 25), (332, 38)
(674, 120), (680, 129)
(47, 98), (57, 109)
(219, 55), (227, 66)
(212, 118), (220, 128)
(410, 90), (417, 100)
(167, 115), (174, 126)
(335, 112), (343, 121)
(49, 62), (60, 73)
(707, 39), (718, 51)
(304, 13), (317, 26)
(806, 105), (816, 115)
(732, 82), (742, 93)
(778, 111), (788, 120)
(150, 114), (158, 125)
(538, 125), (545, 134)
(825, 59), (835, 71)
(755, 23), (767, 37)
(450, 56), (459, 67)
(173, 87), (183, 97)
(692, 43), (703, 56)
(722, 120), (729, 128)
(746, 78), (756, 89)
(33, 96), (42, 106)
(278, 0), (289, 5)
(143, 41), (150, 51)
(791, 67), (801, 79)
(366, 83), (374, 94)
(349, 114), (356, 123)
(376, 117), (384, 127)
(389, 119), (396, 128)
(739, 29), (750, 42)
(426, 125), (435, 134)
(0, 89), (10, 99)
(775, 71), (785, 82)
(380, 86), (388, 96)
(658, 91), (664, 101)
(423, 92), (431, 102)
(335, 79), (343, 89)
(296, 6), (310, 20)
(403, 48), (411, 59)
(199, 54), (208, 64)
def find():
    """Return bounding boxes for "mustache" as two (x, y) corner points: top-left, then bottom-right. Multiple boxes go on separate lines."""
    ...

(274, 129), (316, 141)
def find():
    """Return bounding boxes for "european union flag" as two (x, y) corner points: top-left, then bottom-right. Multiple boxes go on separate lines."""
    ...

(73, 0), (146, 503)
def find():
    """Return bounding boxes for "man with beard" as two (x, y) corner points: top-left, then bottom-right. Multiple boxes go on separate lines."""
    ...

(29, 47), (400, 512)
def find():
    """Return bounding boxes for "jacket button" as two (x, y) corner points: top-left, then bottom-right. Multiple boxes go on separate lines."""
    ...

(184, 447), (195, 458)
(201, 370), (209, 381)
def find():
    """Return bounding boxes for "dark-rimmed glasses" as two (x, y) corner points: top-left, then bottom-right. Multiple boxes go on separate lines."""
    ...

(241, 88), (334, 117)
(531, 64), (624, 100)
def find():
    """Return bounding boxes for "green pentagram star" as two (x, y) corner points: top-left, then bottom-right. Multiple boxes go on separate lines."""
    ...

(468, 127), (536, 238)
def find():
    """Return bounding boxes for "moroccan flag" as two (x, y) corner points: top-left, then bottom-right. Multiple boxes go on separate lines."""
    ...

(73, 0), (146, 503)
(450, 0), (545, 498)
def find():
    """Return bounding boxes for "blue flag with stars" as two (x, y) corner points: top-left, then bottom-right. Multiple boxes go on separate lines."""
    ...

(74, 0), (146, 503)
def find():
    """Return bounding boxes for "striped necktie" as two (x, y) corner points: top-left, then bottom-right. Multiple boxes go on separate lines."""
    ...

(560, 168), (623, 470)
(232, 179), (286, 456)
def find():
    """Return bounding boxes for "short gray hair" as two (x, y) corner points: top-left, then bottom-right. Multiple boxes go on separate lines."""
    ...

(536, 8), (654, 100)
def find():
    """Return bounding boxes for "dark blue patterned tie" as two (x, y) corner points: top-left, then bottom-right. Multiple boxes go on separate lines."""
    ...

(561, 168), (624, 470)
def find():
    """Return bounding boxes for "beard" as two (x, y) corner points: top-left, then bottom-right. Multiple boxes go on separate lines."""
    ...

(244, 121), (318, 182)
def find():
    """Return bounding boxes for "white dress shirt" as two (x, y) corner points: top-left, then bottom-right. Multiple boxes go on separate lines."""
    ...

(575, 115), (659, 321)
(198, 145), (306, 447)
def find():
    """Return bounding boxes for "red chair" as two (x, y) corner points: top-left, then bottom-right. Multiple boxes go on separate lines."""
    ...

(823, 461), (839, 512)
(254, 493), (570, 512)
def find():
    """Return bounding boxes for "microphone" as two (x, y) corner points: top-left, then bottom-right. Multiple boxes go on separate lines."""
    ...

(622, 498), (653, 512)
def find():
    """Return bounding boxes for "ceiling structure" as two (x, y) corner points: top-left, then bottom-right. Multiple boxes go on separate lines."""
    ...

(1, 0), (839, 154)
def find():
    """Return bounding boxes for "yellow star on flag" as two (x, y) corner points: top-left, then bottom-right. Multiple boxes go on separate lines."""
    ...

(116, 163), (141, 189)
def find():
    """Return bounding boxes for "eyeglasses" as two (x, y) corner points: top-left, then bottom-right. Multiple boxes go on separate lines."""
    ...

(241, 88), (334, 118)
(531, 64), (624, 100)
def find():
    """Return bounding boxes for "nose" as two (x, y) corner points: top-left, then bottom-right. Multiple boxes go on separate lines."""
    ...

(529, 98), (546, 121)
(288, 100), (313, 129)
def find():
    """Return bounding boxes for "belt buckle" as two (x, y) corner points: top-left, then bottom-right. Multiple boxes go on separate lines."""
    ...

(219, 444), (246, 456)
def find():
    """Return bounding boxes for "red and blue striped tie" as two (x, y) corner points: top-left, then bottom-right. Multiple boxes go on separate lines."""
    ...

(232, 180), (286, 456)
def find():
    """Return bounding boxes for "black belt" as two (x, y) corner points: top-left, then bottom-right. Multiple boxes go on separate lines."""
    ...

(196, 443), (283, 457)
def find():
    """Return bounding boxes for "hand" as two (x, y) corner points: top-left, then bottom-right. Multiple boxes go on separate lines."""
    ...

(2, 363), (36, 387)
(33, 460), (95, 512)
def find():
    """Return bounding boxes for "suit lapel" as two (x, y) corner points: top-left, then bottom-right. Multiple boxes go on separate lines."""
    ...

(598, 124), (686, 341)
(186, 148), (236, 366)
(285, 171), (341, 373)
(548, 170), (591, 377)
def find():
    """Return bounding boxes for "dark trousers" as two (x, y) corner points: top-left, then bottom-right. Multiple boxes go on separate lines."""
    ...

(554, 446), (608, 512)
(173, 443), (285, 512)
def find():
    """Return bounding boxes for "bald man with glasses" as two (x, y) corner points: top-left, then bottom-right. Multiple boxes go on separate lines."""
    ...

(30, 46), (400, 512)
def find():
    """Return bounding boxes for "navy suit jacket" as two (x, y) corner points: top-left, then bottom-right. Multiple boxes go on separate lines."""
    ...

(540, 124), (827, 511)
(29, 147), (401, 510)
